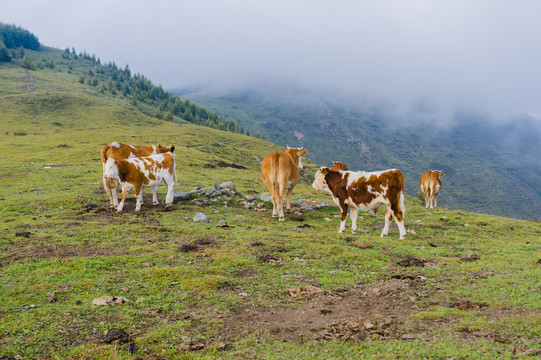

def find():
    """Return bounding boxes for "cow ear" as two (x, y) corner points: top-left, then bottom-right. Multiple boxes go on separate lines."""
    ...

(158, 144), (162, 148)
(440, 171), (445, 176)
(170, 145), (175, 153)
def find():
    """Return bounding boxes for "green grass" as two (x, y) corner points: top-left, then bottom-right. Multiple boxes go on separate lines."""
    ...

(1, 45), (541, 359)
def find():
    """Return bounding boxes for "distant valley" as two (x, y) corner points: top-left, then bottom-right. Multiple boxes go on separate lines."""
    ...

(176, 85), (541, 220)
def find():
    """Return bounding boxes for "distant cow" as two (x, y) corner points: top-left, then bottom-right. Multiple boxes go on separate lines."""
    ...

(312, 167), (406, 240)
(261, 147), (308, 221)
(102, 150), (177, 212)
(100, 142), (174, 208)
(420, 170), (445, 209)
(330, 161), (348, 171)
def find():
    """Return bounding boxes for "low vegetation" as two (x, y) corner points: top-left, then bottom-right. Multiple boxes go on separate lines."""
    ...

(1, 30), (540, 359)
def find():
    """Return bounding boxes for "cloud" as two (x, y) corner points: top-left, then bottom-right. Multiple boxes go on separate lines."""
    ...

(3, 0), (541, 119)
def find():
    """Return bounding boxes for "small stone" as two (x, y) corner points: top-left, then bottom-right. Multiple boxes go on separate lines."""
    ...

(259, 193), (272, 202)
(238, 292), (248, 297)
(91, 296), (130, 306)
(193, 212), (209, 223)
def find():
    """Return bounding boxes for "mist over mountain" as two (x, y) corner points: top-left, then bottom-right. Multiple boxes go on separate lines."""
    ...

(175, 81), (541, 220)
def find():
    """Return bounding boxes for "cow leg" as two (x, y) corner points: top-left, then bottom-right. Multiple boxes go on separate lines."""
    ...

(117, 188), (128, 212)
(134, 185), (143, 211)
(434, 192), (439, 208)
(152, 185), (159, 205)
(394, 214), (406, 239)
(111, 179), (120, 209)
(338, 203), (349, 233)
(103, 176), (114, 207)
(350, 207), (359, 234)
(381, 208), (393, 237)
(429, 187), (435, 209)
(285, 186), (294, 213)
(164, 177), (175, 206)
(277, 192), (285, 222)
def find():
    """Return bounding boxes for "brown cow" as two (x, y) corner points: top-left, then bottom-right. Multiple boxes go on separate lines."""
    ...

(313, 167), (406, 240)
(100, 142), (174, 208)
(420, 170), (445, 209)
(261, 147), (308, 221)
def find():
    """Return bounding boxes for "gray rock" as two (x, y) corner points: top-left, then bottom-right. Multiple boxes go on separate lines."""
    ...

(220, 181), (236, 193)
(260, 192), (272, 202)
(204, 189), (216, 197)
(193, 212), (209, 223)
(219, 220), (227, 226)
(174, 191), (192, 202)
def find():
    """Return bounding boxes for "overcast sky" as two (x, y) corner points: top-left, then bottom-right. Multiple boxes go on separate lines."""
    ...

(3, 0), (541, 119)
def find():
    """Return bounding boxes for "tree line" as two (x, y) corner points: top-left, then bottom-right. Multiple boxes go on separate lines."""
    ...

(0, 23), (40, 62)
(66, 50), (263, 138)
(2, 23), (263, 139)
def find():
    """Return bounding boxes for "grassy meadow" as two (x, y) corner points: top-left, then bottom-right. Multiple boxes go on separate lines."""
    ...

(1, 53), (541, 359)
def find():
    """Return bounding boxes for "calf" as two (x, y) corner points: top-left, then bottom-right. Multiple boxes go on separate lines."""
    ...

(103, 151), (177, 212)
(261, 147), (308, 221)
(312, 167), (406, 240)
(100, 142), (174, 208)
(420, 170), (445, 209)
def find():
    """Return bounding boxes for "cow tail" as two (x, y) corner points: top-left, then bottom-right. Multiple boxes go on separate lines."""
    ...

(273, 154), (280, 198)
(173, 156), (178, 185)
(100, 144), (110, 169)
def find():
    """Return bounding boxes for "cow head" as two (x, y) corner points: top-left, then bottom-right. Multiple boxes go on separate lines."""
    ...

(103, 158), (119, 180)
(284, 147), (308, 169)
(312, 167), (332, 193)
(158, 144), (175, 154)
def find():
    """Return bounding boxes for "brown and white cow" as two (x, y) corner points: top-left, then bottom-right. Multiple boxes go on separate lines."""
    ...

(100, 142), (174, 208)
(312, 167), (407, 240)
(261, 147), (308, 221)
(420, 170), (445, 209)
(102, 150), (177, 212)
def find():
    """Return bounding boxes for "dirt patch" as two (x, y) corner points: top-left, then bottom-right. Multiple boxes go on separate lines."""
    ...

(447, 300), (488, 310)
(0, 244), (133, 265)
(397, 256), (426, 267)
(221, 279), (428, 343)
(178, 236), (221, 253)
(204, 161), (247, 170)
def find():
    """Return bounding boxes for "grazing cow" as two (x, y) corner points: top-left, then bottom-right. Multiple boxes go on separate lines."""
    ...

(261, 147), (308, 221)
(102, 150), (177, 212)
(312, 167), (407, 240)
(100, 142), (174, 208)
(420, 170), (445, 209)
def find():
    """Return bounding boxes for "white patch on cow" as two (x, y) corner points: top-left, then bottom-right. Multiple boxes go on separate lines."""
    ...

(103, 158), (119, 179)
(435, 184), (441, 193)
(111, 142), (121, 148)
(286, 180), (293, 189)
(151, 145), (157, 155)
(312, 168), (332, 194)
(297, 156), (303, 170)
(129, 145), (137, 151)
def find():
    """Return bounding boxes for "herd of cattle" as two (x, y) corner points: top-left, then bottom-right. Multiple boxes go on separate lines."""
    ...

(100, 142), (445, 240)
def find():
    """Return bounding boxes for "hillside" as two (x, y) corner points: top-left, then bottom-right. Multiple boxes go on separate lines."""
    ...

(178, 87), (541, 221)
(1, 29), (541, 359)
